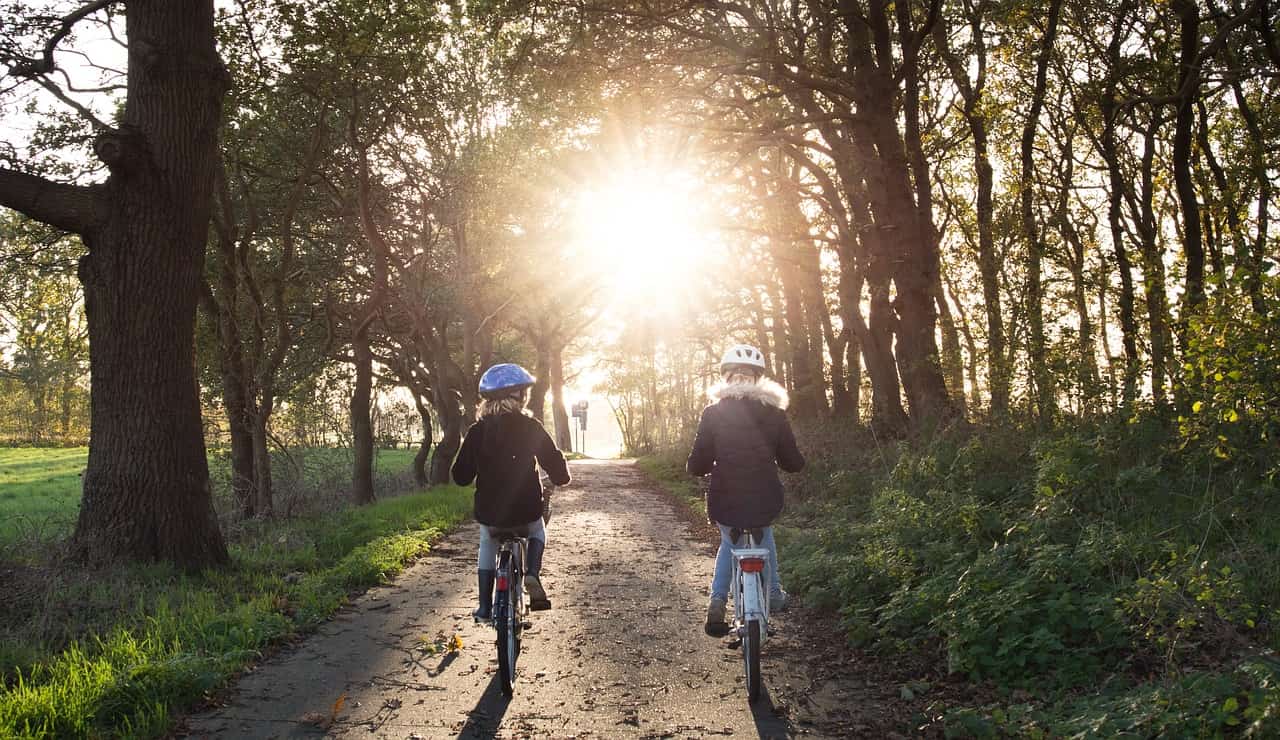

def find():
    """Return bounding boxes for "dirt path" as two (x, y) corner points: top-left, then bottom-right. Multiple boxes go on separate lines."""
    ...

(182, 459), (896, 739)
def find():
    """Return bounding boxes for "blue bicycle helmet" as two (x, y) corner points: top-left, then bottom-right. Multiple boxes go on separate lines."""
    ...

(478, 363), (536, 399)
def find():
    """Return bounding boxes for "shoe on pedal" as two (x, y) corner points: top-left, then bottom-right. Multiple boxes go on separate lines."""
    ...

(704, 596), (730, 637)
(525, 574), (552, 611)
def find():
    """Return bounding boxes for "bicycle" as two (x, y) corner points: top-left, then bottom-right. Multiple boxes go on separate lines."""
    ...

(727, 526), (771, 702)
(485, 526), (530, 696)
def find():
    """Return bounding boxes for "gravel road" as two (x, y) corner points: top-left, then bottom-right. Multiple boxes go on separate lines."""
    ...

(181, 459), (898, 739)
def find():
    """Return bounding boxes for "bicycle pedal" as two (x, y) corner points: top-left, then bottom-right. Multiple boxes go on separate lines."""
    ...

(520, 620), (533, 629)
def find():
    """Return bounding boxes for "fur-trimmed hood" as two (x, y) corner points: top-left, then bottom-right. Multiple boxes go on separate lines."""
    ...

(708, 378), (789, 410)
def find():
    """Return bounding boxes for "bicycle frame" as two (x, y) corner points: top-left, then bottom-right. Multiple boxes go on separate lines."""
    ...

(729, 528), (770, 702)
(729, 531), (770, 638)
(493, 538), (526, 613)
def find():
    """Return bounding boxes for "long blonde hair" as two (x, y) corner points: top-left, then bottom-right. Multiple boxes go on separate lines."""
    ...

(478, 388), (530, 418)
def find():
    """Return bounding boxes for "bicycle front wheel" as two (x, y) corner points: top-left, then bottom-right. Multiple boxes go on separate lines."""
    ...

(743, 618), (762, 702)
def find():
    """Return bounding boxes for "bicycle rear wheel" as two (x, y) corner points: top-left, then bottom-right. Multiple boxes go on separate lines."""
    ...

(496, 550), (519, 696)
(743, 618), (762, 702)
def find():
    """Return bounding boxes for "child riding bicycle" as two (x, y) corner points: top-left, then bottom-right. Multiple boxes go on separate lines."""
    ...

(686, 344), (806, 636)
(452, 363), (571, 620)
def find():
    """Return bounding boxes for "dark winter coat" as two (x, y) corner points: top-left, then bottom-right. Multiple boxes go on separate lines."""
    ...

(452, 412), (571, 527)
(686, 379), (806, 528)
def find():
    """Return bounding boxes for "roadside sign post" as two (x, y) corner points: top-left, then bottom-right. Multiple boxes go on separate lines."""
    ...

(571, 400), (589, 457)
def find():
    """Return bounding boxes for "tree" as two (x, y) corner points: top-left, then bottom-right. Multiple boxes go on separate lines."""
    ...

(0, 0), (228, 568)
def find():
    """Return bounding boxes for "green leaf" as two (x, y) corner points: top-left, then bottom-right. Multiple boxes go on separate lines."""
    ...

(1222, 696), (1238, 713)
(1192, 401), (1204, 413)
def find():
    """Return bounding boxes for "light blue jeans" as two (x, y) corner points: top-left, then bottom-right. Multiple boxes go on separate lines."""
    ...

(710, 524), (780, 601)
(477, 518), (546, 569)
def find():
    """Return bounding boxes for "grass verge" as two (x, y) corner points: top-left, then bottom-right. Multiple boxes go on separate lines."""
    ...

(0, 484), (472, 739)
(0, 447), (421, 552)
(634, 454), (704, 519)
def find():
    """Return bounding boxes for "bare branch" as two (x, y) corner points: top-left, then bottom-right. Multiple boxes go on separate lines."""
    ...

(0, 167), (102, 234)
(7, 0), (122, 77)
(31, 74), (112, 130)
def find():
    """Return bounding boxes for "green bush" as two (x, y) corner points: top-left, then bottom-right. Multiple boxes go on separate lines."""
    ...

(783, 411), (1277, 718)
(641, 406), (1280, 729)
(1181, 273), (1280, 476)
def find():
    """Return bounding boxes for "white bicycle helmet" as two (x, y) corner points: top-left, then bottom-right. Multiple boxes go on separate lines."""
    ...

(719, 344), (766, 373)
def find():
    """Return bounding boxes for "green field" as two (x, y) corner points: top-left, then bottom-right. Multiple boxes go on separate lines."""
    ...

(0, 448), (88, 546)
(0, 444), (471, 738)
(0, 447), (422, 548)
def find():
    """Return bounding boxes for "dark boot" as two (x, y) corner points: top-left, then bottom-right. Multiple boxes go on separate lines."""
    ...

(525, 539), (551, 611)
(474, 569), (495, 621)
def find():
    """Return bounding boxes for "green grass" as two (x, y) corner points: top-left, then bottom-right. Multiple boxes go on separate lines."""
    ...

(634, 454), (705, 518)
(0, 446), (423, 548)
(0, 448), (88, 545)
(0, 482), (473, 739)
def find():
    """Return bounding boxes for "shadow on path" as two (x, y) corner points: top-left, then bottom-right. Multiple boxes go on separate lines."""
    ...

(750, 685), (793, 739)
(454, 673), (510, 738)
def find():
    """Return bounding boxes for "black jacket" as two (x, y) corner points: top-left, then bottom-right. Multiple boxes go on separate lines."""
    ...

(451, 412), (571, 527)
(686, 379), (805, 528)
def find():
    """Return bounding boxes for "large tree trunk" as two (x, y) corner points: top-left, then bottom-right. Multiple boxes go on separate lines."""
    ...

(936, 287), (967, 415)
(897, 1), (963, 423)
(837, 176), (906, 432)
(528, 340), (551, 425)
(934, 8), (1008, 416)
(1171, 0), (1205, 323)
(350, 329), (376, 504)
(765, 278), (790, 388)
(778, 262), (815, 415)
(550, 347), (572, 452)
(1055, 141), (1102, 414)
(250, 407), (274, 516)
(349, 126), (390, 505)
(1228, 81), (1271, 315)
(844, 4), (953, 426)
(1020, 0), (1065, 422)
(749, 288), (775, 376)
(3, 1), (234, 568)
(411, 394), (432, 488)
(204, 278), (257, 518)
(224, 385), (256, 518)
(429, 387), (462, 486)
(1098, 91), (1142, 406)
(799, 239), (832, 416)
(1135, 113), (1173, 406)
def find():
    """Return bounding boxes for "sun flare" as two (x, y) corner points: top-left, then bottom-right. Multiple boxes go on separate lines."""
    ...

(569, 168), (721, 310)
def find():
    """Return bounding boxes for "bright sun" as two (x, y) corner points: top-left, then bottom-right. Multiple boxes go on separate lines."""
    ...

(569, 167), (719, 309)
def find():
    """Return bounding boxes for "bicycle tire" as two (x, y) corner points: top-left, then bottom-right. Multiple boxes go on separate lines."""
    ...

(744, 618), (762, 702)
(496, 550), (517, 696)
(511, 544), (523, 659)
